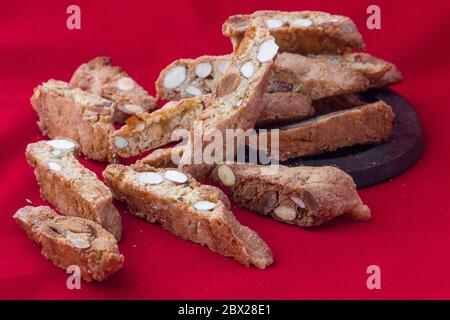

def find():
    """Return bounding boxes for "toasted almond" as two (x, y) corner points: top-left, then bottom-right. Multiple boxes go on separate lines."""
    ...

(240, 61), (254, 79)
(217, 164), (236, 186)
(195, 62), (212, 78)
(163, 66), (186, 89)
(164, 170), (188, 184)
(292, 18), (313, 27)
(257, 39), (279, 63)
(48, 161), (62, 172)
(116, 77), (136, 91)
(113, 136), (128, 149)
(137, 172), (164, 185)
(119, 104), (144, 115)
(47, 139), (75, 151)
(216, 73), (241, 98)
(193, 200), (216, 211)
(266, 19), (283, 29)
(273, 205), (297, 221)
(185, 85), (203, 97)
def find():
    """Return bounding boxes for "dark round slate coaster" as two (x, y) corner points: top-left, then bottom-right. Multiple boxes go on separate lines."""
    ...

(280, 88), (425, 189)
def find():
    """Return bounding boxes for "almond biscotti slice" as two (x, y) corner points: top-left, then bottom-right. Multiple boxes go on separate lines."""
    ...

(137, 145), (184, 168)
(103, 164), (273, 269)
(31, 80), (116, 162)
(26, 139), (122, 240)
(14, 206), (123, 282)
(156, 55), (232, 100)
(112, 92), (312, 157)
(310, 53), (403, 88)
(252, 101), (395, 161)
(222, 11), (365, 54)
(70, 56), (157, 123)
(179, 18), (279, 180)
(210, 163), (370, 226)
(158, 53), (368, 101)
(270, 52), (369, 100)
(111, 95), (210, 157)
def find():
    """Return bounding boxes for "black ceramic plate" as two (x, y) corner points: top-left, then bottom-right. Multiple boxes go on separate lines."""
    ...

(279, 88), (424, 188)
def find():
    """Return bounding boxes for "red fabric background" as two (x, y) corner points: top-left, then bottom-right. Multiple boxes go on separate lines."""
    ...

(1, 0), (449, 300)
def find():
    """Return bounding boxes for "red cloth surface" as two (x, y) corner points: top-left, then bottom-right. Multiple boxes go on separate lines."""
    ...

(1, 0), (449, 300)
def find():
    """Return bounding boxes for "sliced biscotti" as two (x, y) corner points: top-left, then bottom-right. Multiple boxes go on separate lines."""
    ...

(112, 92), (312, 157)
(258, 92), (313, 126)
(222, 10), (365, 54)
(103, 164), (273, 269)
(26, 139), (122, 240)
(70, 56), (157, 123)
(156, 52), (367, 101)
(156, 55), (231, 100)
(111, 95), (210, 157)
(178, 18), (279, 180)
(14, 206), (123, 282)
(137, 145), (185, 168)
(210, 163), (371, 226)
(310, 53), (403, 88)
(270, 52), (369, 100)
(30, 80), (116, 162)
(252, 101), (395, 161)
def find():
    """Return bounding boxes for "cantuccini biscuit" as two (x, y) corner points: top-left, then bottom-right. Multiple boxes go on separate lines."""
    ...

(26, 139), (122, 240)
(70, 56), (157, 123)
(14, 206), (123, 282)
(30, 80), (116, 162)
(210, 163), (371, 226)
(310, 53), (403, 88)
(250, 100), (395, 161)
(156, 55), (232, 101)
(103, 164), (273, 269)
(111, 96), (210, 157)
(112, 92), (312, 157)
(178, 18), (279, 180)
(222, 10), (365, 54)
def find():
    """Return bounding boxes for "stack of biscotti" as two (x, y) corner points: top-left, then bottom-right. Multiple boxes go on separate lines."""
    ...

(112, 10), (401, 163)
(18, 10), (402, 277)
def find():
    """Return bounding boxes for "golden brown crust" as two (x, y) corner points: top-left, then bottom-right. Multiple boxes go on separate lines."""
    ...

(70, 56), (156, 123)
(310, 53), (403, 88)
(254, 101), (395, 161)
(271, 52), (369, 100)
(103, 164), (273, 269)
(30, 80), (117, 162)
(222, 11), (365, 54)
(26, 140), (122, 241)
(13, 206), (123, 282)
(111, 96), (210, 157)
(210, 163), (371, 226)
(178, 18), (278, 180)
(155, 55), (231, 100)
(137, 146), (184, 168)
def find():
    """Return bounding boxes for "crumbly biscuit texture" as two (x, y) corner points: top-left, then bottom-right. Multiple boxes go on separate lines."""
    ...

(211, 163), (371, 226)
(70, 56), (156, 123)
(222, 11), (365, 54)
(179, 18), (278, 180)
(26, 140), (122, 240)
(14, 206), (123, 282)
(111, 96), (210, 157)
(103, 164), (273, 269)
(250, 100), (395, 161)
(30, 80), (116, 162)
